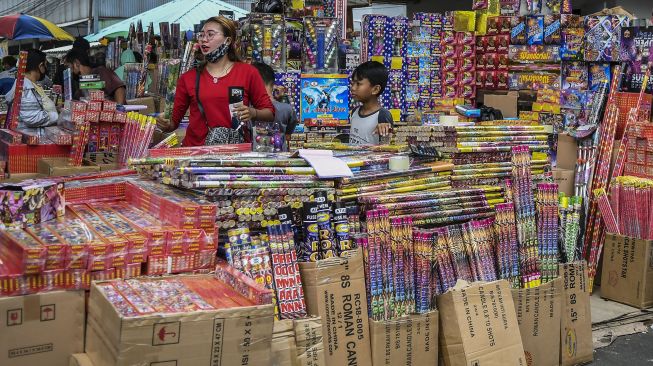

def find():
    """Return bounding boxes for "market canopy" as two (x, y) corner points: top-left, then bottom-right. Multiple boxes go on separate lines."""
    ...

(85, 0), (249, 42)
(0, 14), (75, 41)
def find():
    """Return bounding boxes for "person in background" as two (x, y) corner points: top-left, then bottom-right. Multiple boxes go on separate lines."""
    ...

(73, 36), (91, 53)
(115, 49), (152, 91)
(156, 16), (274, 146)
(4, 49), (58, 128)
(0, 56), (17, 95)
(349, 61), (393, 145)
(63, 49), (126, 104)
(252, 62), (297, 149)
(0, 56), (17, 78)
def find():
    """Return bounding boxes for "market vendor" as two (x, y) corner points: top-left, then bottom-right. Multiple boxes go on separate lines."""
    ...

(5, 49), (58, 128)
(156, 16), (275, 146)
(63, 49), (126, 105)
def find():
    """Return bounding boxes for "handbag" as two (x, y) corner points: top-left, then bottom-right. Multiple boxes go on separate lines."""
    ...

(195, 67), (244, 145)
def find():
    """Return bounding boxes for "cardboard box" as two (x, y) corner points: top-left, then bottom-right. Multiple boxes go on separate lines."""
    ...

(299, 249), (372, 366)
(370, 311), (439, 366)
(601, 234), (653, 309)
(85, 275), (275, 366)
(556, 133), (578, 170)
(437, 279), (526, 366)
(483, 91), (519, 118)
(553, 168), (575, 197)
(0, 291), (85, 366)
(559, 262), (593, 366)
(272, 320), (299, 366)
(38, 158), (100, 177)
(512, 279), (563, 366)
(294, 317), (325, 366)
(69, 353), (95, 366)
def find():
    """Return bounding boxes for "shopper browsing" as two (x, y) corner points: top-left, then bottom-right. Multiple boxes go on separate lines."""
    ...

(252, 62), (298, 149)
(157, 16), (275, 146)
(349, 61), (393, 145)
(63, 49), (126, 104)
(4, 49), (58, 129)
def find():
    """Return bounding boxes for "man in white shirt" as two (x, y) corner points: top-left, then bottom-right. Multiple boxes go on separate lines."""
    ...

(5, 50), (58, 128)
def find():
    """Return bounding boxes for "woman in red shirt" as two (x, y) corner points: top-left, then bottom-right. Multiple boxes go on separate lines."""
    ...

(157, 16), (274, 146)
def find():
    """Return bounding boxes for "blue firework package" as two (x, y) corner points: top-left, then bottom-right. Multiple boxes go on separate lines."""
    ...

(301, 202), (320, 262)
(588, 63), (611, 91)
(527, 16), (544, 45)
(300, 74), (349, 125)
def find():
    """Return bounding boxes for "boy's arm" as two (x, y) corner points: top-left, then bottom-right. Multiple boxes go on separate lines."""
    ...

(375, 108), (394, 137)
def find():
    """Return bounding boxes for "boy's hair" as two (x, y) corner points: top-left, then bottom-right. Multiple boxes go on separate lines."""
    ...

(2, 55), (16, 69)
(25, 49), (47, 73)
(252, 62), (275, 86)
(64, 49), (92, 67)
(352, 61), (388, 95)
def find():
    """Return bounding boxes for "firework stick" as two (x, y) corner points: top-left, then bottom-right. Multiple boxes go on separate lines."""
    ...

(611, 61), (651, 180)
(585, 65), (624, 285)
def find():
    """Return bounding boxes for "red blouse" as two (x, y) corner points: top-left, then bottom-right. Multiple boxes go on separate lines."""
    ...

(171, 62), (274, 146)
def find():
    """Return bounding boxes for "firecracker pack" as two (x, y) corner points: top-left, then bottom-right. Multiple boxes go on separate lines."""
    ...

(274, 71), (301, 119)
(0, 179), (65, 228)
(244, 13), (286, 71)
(584, 15), (630, 62)
(125, 180), (217, 230)
(620, 26), (653, 93)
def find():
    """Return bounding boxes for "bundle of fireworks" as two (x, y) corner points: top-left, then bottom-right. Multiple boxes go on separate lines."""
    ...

(535, 182), (559, 282)
(451, 159), (550, 188)
(144, 143), (251, 158)
(118, 112), (156, 167)
(69, 121), (90, 166)
(358, 187), (501, 227)
(0, 179), (64, 228)
(510, 146), (541, 287)
(124, 180), (216, 230)
(150, 133), (179, 149)
(558, 192), (583, 263)
(207, 187), (335, 230)
(600, 176), (653, 240)
(4, 51), (27, 130)
(583, 65), (623, 287)
(396, 124), (552, 156)
(85, 271), (273, 366)
(623, 122), (653, 179)
(336, 164), (453, 201)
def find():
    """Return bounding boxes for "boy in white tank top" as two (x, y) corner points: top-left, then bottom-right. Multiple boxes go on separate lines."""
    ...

(349, 61), (393, 145)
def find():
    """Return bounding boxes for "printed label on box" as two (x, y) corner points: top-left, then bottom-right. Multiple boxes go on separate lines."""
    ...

(152, 322), (181, 345)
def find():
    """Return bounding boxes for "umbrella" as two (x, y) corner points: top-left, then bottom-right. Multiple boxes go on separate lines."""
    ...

(0, 14), (74, 41)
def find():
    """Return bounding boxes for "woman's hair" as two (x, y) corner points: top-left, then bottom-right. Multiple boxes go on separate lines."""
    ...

(202, 16), (240, 62)
(25, 49), (47, 73)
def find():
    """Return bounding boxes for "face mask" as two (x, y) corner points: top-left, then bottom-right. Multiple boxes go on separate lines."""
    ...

(205, 42), (230, 63)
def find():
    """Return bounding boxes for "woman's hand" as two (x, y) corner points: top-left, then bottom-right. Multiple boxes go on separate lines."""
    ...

(156, 115), (172, 132)
(234, 104), (256, 123)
